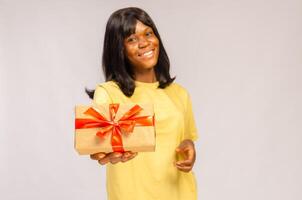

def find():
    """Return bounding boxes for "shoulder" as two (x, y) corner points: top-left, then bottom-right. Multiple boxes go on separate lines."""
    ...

(94, 81), (127, 103)
(94, 81), (119, 96)
(94, 81), (123, 104)
(95, 81), (122, 94)
(165, 82), (190, 98)
(97, 81), (119, 89)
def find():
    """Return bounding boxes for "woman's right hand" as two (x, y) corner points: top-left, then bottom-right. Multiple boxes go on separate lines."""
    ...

(90, 151), (138, 165)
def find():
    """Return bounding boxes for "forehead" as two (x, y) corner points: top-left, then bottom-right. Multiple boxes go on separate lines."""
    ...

(134, 20), (152, 33)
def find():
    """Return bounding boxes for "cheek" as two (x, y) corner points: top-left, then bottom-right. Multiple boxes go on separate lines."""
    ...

(152, 37), (159, 47)
(154, 41), (160, 57)
(125, 47), (137, 60)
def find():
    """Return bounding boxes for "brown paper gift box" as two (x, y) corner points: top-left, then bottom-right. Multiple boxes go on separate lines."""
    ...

(75, 103), (156, 155)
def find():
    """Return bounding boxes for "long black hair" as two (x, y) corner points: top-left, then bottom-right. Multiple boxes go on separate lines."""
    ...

(86, 7), (175, 98)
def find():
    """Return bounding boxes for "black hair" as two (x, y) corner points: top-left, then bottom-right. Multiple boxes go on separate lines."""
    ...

(86, 7), (175, 98)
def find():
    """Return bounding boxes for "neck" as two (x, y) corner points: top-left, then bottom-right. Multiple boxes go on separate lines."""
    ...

(134, 68), (157, 83)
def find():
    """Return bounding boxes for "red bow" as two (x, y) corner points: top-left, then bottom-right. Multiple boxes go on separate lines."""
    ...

(75, 104), (154, 152)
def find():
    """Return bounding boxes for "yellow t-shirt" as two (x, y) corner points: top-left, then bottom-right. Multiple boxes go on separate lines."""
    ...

(93, 80), (198, 200)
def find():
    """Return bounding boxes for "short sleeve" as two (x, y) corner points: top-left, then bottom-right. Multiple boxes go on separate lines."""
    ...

(93, 85), (113, 105)
(184, 93), (198, 141)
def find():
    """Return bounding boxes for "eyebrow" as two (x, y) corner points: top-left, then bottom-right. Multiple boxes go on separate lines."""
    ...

(126, 27), (153, 39)
(135, 27), (153, 34)
(144, 27), (153, 32)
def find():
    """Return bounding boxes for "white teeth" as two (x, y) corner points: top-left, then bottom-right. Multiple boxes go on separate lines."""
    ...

(142, 50), (153, 57)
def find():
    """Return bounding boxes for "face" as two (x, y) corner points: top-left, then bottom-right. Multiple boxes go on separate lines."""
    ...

(124, 20), (160, 72)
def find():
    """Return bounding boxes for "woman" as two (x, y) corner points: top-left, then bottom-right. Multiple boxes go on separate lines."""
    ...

(87, 7), (198, 200)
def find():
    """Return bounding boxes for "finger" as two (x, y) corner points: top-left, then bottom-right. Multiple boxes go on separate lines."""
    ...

(112, 152), (137, 164)
(108, 152), (123, 159)
(110, 156), (122, 164)
(175, 146), (190, 153)
(179, 149), (194, 162)
(121, 151), (132, 159)
(121, 151), (134, 161)
(122, 152), (138, 162)
(176, 159), (193, 167)
(175, 164), (192, 172)
(176, 148), (191, 160)
(125, 152), (138, 160)
(109, 152), (123, 164)
(176, 148), (190, 161)
(90, 152), (106, 160)
(98, 156), (110, 165)
(187, 148), (195, 161)
(98, 152), (121, 165)
(176, 142), (186, 150)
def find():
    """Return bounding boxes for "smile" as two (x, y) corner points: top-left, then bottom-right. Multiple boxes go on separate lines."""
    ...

(139, 49), (155, 58)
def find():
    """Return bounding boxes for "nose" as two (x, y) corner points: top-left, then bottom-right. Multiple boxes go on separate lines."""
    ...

(138, 36), (149, 49)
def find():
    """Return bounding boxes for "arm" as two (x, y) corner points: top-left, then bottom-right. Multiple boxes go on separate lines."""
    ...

(175, 88), (198, 172)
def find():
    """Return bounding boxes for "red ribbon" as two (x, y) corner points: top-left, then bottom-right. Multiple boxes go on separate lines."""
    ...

(75, 104), (154, 152)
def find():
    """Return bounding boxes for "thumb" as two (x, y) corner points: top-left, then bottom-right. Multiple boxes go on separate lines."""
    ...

(175, 146), (188, 153)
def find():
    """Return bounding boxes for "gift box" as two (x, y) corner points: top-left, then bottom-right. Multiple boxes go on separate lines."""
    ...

(75, 103), (156, 155)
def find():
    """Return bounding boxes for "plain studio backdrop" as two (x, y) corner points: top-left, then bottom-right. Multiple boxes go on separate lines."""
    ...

(1, 0), (301, 199)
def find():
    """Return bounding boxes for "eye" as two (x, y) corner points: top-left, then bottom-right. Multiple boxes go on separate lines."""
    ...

(127, 36), (137, 43)
(146, 31), (153, 37)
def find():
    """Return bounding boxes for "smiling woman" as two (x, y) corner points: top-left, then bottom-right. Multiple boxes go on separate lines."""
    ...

(86, 7), (174, 97)
(86, 7), (198, 200)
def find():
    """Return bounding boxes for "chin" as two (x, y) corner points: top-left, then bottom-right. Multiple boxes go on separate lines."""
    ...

(131, 56), (159, 71)
(142, 59), (158, 69)
(141, 63), (157, 70)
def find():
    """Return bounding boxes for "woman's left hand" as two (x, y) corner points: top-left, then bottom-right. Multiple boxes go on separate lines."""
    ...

(174, 139), (196, 173)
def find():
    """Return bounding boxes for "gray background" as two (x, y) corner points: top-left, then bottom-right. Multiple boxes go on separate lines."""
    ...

(1, 0), (301, 199)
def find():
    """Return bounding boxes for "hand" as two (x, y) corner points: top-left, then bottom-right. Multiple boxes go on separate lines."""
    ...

(90, 151), (138, 165)
(175, 139), (196, 172)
